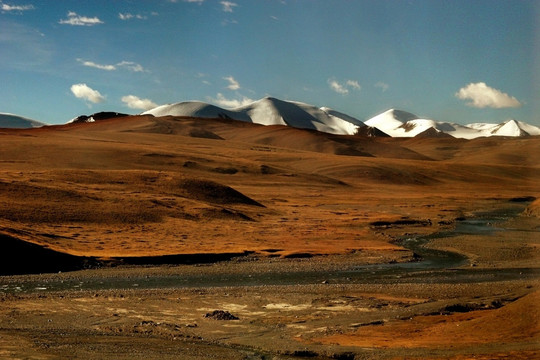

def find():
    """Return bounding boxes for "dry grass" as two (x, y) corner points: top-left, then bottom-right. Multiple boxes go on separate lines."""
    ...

(0, 116), (538, 258)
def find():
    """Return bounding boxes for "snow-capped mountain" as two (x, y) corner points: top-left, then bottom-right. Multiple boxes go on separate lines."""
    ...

(0, 113), (45, 128)
(143, 97), (364, 135)
(142, 97), (540, 139)
(364, 109), (540, 139)
(486, 119), (540, 137)
(365, 109), (481, 139)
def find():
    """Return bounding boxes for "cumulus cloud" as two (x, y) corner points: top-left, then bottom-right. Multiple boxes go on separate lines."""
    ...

(59, 11), (103, 26)
(328, 78), (360, 95)
(221, 1), (237, 12)
(208, 93), (253, 108)
(1, 3), (34, 12)
(375, 82), (389, 92)
(223, 76), (240, 90)
(121, 95), (157, 110)
(70, 83), (105, 103)
(77, 59), (146, 72)
(455, 82), (522, 109)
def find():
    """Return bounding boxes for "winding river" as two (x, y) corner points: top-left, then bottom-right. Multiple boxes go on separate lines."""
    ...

(1, 207), (539, 294)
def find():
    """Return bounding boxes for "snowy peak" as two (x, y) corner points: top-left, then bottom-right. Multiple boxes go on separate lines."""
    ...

(237, 96), (363, 134)
(364, 110), (448, 137)
(490, 120), (525, 137)
(490, 119), (528, 137)
(365, 109), (418, 130)
(143, 97), (363, 135)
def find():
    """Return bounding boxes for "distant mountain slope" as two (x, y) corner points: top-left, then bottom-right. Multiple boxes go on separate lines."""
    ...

(144, 101), (250, 122)
(0, 113), (45, 128)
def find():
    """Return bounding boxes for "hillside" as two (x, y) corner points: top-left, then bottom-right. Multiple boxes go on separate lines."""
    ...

(0, 115), (538, 261)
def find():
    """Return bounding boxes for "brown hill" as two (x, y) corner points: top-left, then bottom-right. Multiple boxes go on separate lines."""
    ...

(0, 115), (538, 261)
(315, 291), (540, 349)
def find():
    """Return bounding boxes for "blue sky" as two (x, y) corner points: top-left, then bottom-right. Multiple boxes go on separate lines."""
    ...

(1, 0), (538, 125)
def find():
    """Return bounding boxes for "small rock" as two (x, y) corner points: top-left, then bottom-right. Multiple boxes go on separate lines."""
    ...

(203, 310), (239, 320)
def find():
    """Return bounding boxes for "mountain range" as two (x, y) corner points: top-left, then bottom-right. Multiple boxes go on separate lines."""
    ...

(142, 97), (540, 139)
(2, 97), (539, 139)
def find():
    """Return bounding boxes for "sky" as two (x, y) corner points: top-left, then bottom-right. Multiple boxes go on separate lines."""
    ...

(0, 0), (538, 126)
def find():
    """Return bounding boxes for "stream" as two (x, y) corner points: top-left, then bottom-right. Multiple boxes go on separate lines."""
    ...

(1, 207), (539, 294)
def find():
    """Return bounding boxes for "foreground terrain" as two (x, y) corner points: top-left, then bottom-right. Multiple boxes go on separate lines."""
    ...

(0, 115), (539, 359)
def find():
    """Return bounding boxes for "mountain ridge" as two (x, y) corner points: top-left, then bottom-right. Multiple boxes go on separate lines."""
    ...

(142, 98), (540, 140)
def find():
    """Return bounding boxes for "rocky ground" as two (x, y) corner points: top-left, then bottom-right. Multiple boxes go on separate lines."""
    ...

(0, 212), (538, 359)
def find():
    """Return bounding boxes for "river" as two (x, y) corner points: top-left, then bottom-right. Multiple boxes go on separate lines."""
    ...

(1, 206), (539, 294)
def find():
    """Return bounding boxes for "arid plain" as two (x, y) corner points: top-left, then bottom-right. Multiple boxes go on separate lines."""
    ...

(0, 115), (539, 359)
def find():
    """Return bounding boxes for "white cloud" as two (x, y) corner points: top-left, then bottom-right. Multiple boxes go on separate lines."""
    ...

(221, 19), (238, 26)
(59, 11), (103, 26)
(223, 76), (240, 90)
(221, 1), (237, 12)
(117, 61), (145, 72)
(183, 0), (205, 3)
(1, 3), (34, 12)
(329, 80), (348, 94)
(208, 93), (253, 108)
(119, 13), (147, 20)
(375, 82), (389, 92)
(77, 59), (116, 71)
(346, 80), (361, 90)
(455, 82), (522, 109)
(121, 95), (157, 110)
(77, 59), (146, 72)
(328, 78), (361, 95)
(70, 83), (105, 103)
